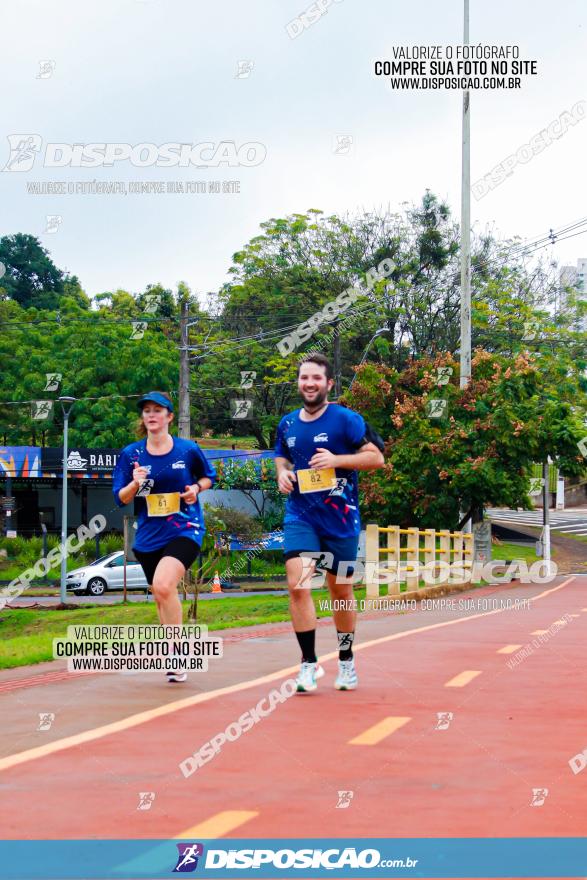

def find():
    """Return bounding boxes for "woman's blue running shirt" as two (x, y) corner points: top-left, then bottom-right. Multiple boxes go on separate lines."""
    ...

(113, 437), (216, 552)
(274, 404), (367, 538)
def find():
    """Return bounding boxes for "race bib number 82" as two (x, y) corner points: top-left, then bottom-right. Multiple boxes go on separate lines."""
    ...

(297, 468), (337, 494)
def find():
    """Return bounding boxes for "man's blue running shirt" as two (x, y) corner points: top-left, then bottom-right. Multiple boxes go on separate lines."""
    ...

(274, 403), (366, 538)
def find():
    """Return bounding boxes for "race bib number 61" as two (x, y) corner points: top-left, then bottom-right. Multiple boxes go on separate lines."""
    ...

(145, 492), (180, 516)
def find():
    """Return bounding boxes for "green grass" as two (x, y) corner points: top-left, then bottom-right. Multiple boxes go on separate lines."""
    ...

(491, 541), (539, 562)
(561, 533), (587, 544)
(0, 591), (342, 669)
(195, 436), (260, 449)
(0, 540), (542, 671)
(0, 558), (83, 583)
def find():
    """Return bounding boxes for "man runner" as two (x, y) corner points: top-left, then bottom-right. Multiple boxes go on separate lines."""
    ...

(274, 353), (385, 693)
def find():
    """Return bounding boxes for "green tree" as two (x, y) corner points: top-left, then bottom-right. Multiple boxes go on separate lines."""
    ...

(0, 297), (179, 446)
(218, 196), (560, 391)
(190, 341), (298, 448)
(344, 350), (587, 530)
(0, 233), (82, 309)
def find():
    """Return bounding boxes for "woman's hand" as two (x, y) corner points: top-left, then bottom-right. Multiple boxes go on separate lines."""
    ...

(179, 484), (200, 504)
(132, 462), (150, 486)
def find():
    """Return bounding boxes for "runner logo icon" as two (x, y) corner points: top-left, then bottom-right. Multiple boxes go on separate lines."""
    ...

(3, 134), (42, 171)
(173, 843), (204, 872)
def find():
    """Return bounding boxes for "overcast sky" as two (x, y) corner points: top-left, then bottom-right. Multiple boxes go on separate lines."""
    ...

(1, 0), (586, 302)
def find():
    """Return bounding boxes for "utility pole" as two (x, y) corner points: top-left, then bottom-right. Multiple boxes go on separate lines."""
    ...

(333, 320), (342, 398)
(459, 0), (471, 390)
(178, 300), (191, 439)
(542, 460), (551, 576)
(459, 0), (472, 535)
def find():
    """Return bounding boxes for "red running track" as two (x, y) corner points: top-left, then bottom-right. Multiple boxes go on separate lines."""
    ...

(1, 576), (585, 846)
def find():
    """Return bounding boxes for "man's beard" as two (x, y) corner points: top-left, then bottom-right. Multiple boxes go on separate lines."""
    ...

(301, 388), (328, 412)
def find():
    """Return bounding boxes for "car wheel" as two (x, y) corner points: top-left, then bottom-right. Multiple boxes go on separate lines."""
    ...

(86, 577), (107, 597)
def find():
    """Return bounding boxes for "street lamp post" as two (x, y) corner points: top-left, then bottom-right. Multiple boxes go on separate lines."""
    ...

(348, 328), (390, 391)
(58, 396), (76, 604)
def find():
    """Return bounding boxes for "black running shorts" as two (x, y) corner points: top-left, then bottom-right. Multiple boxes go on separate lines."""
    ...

(133, 537), (201, 585)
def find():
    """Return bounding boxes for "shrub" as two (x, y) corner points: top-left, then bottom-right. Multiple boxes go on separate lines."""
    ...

(208, 506), (264, 541)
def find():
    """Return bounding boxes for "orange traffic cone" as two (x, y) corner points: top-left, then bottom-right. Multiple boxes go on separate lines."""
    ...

(212, 571), (222, 593)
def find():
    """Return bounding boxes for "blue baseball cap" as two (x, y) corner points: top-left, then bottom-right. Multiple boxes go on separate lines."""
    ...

(137, 392), (174, 412)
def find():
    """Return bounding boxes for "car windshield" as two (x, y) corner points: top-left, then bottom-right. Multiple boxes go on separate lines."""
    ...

(89, 553), (120, 566)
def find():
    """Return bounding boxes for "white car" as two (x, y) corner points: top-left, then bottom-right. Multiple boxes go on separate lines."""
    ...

(66, 551), (149, 596)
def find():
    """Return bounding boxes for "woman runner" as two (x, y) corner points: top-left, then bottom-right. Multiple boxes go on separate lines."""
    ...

(113, 391), (216, 681)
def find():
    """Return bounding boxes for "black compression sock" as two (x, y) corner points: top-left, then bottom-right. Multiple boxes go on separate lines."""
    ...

(337, 631), (354, 661)
(295, 629), (317, 663)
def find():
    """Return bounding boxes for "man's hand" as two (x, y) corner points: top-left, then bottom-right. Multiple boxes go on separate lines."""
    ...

(278, 469), (297, 494)
(179, 484), (200, 504)
(132, 462), (149, 486)
(309, 447), (338, 470)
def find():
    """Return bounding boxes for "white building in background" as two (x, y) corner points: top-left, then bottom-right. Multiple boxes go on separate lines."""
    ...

(558, 258), (587, 326)
(560, 258), (587, 292)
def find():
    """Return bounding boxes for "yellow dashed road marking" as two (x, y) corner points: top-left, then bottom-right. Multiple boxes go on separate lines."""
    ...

(349, 716), (411, 745)
(445, 670), (482, 687)
(176, 810), (258, 839)
(497, 645), (523, 654)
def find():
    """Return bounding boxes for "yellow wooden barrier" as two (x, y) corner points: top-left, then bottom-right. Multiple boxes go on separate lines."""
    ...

(365, 522), (473, 599)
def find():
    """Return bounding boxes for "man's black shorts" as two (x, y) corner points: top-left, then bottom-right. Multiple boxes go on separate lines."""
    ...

(133, 537), (201, 585)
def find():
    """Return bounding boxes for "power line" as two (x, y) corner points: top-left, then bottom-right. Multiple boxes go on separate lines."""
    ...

(1, 215), (584, 336)
(0, 330), (586, 410)
(186, 299), (392, 356)
(0, 314), (179, 329)
(505, 216), (587, 254)
(0, 217), (584, 367)
(0, 235), (576, 343)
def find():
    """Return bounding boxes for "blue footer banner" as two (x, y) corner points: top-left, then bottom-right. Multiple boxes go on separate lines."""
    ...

(0, 838), (585, 878)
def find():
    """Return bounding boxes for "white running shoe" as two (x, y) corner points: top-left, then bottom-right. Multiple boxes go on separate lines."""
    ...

(335, 658), (358, 690)
(166, 656), (187, 683)
(295, 662), (325, 693)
